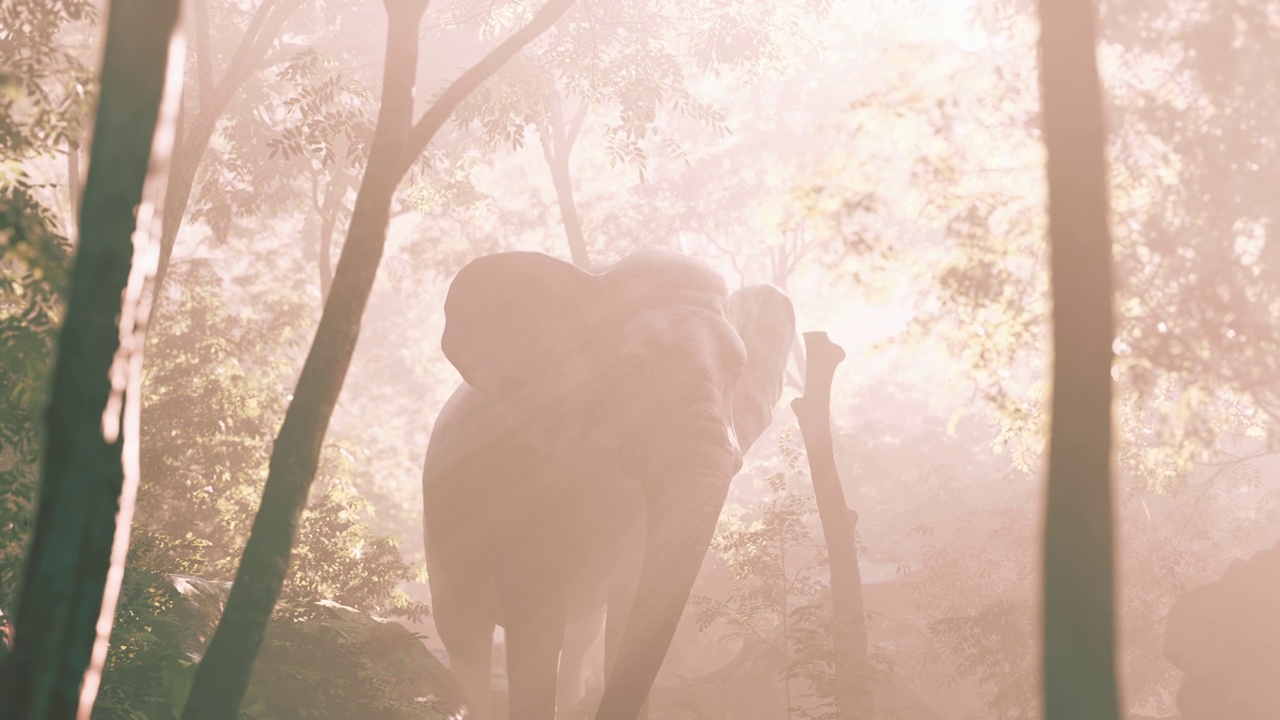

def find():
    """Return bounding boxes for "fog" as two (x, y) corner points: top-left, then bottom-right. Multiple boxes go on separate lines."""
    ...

(3, 0), (1278, 718)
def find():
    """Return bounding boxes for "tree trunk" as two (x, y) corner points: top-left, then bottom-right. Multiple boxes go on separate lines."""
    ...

(549, 151), (589, 268)
(179, 2), (579, 717)
(317, 169), (350, 305)
(791, 332), (870, 720)
(0, 1), (184, 718)
(542, 98), (590, 268)
(1036, 1), (1121, 719)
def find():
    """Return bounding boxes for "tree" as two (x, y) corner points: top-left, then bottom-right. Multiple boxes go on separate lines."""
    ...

(0, 188), (72, 610)
(1098, 0), (1280, 425)
(694, 461), (842, 720)
(792, 332), (870, 719)
(152, 0), (305, 298)
(1035, 1), (1121, 719)
(446, 0), (817, 269)
(0, 0), (184, 716)
(178, 1), (578, 717)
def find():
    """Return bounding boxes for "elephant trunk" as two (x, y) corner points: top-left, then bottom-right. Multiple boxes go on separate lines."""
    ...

(595, 429), (738, 720)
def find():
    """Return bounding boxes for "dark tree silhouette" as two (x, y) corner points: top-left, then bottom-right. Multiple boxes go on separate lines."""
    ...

(792, 331), (870, 719)
(179, 2), (579, 718)
(1035, 1), (1121, 719)
(0, 0), (184, 717)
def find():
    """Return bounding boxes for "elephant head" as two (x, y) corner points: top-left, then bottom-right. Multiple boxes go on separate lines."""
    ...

(440, 250), (795, 720)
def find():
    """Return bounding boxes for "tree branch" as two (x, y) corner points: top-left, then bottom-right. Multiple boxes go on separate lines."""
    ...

(398, 0), (577, 175)
(208, 0), (290, 111)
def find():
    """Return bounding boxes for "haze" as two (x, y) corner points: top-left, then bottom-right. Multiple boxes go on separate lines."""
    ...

(1, 1), (1275, 719)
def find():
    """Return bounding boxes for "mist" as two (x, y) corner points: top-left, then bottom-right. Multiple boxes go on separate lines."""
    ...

(1, 0), (1276, 719)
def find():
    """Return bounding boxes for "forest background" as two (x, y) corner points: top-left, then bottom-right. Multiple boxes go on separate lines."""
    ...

(3, 0), (1278, 718)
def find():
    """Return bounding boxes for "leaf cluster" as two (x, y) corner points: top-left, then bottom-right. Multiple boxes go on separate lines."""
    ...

(694, 429), (889, 719)
(0, 0), (95, 162)
(0, 183), (70, 609)
(266, 49), (374, 168)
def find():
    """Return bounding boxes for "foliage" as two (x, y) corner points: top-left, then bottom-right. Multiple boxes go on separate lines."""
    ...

(405, 0), (826, 275)
(695, 431), (889, 720)
(137, 261), (424, 618)
(238, 600), (455, 720)
(0, 0), (95, 165)
(0, 183), (71, 610)
(0, 218), (425, 716)
(845, 403), (1280, 719)
(1097, 0), (1280, 423)
(74, 261), (429, 717)
(815, 0), (1280, 477)
(91, 533), (206, 720)
(8, 0), (1280, 717)
(0, 2), (88, 607)
(266, 49), (374, 169)
(90, 541), (452, 720)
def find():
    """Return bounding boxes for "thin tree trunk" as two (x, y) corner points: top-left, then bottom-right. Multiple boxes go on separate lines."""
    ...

(1036, 1), (1121, 719)
(542, 98), (589, 267)
(179, 2), (578, 717)
(0, 1), (184, 718)
(549, 152), (588, 267)
(317, 168), (350, 305)
(791, 331), (869, 720)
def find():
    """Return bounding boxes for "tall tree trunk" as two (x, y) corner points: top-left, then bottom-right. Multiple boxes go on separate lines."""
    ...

(1036, 1), (1121, 719)
(179, 2), (578, 717)
(791, 332), (870, 720)
(0, 1), (184, 717)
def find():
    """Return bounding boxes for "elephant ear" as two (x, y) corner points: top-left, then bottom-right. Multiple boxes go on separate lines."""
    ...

(727, 285), (796, 454)
(442, 251), (602, 455)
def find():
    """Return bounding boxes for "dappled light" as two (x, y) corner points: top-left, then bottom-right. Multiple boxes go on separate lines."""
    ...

(2, 0), (1278, 719)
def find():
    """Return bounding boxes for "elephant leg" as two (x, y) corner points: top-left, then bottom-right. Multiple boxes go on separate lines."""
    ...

(604, 584), (650, 720)
(505, 600), (566, 720)
(435, 594), (496, 720)
(558, 608), (604, 720)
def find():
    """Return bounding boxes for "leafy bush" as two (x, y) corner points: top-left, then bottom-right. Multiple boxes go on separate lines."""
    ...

(0, 238), (427, 716)
(0, 182), (71, 609)
(694, 432), (890, 720)
(92, 553), (457, 720)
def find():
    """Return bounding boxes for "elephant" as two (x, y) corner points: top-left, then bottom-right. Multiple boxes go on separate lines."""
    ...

(421, 250), (796, 720)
